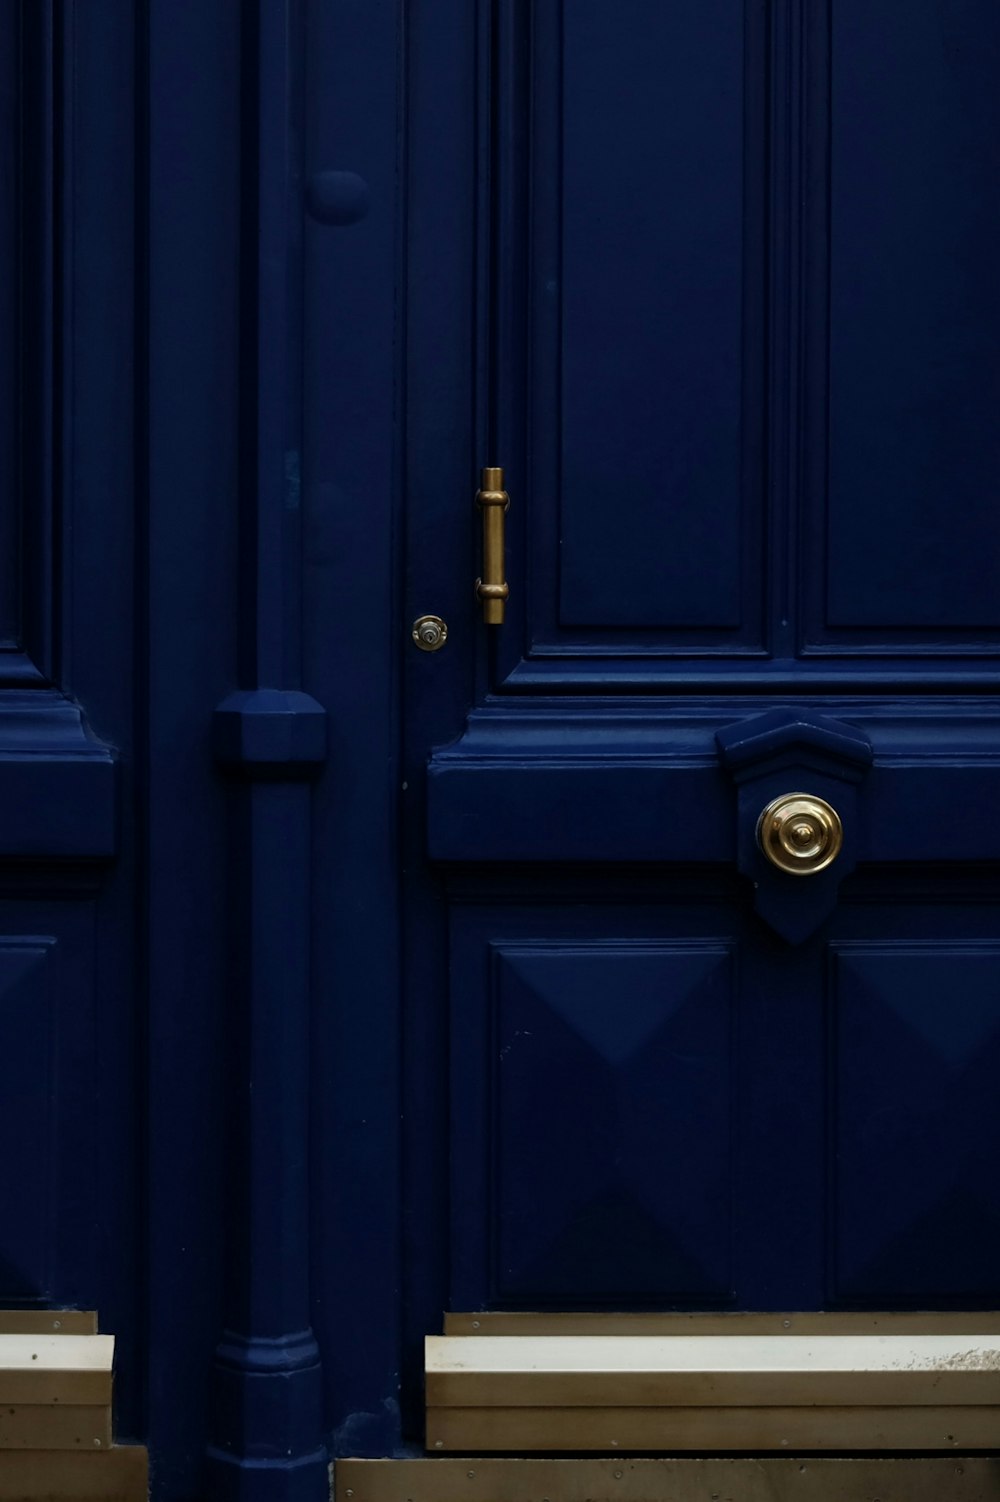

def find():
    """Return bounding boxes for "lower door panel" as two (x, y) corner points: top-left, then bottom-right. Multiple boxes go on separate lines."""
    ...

(447, 874), (1000, 1315)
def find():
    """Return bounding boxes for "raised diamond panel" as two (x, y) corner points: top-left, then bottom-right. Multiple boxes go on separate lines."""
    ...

(830, 942), (1000, 1304)
(490, 942), (735, 1305)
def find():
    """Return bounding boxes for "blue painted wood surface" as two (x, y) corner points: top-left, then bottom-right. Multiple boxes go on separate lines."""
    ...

(1, 2), (999, 1498)
(404, 0), (1000, 1442)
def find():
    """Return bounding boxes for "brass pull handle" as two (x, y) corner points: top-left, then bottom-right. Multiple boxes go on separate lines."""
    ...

(757, 792), (843, 876)
(475, 466), (510, 624)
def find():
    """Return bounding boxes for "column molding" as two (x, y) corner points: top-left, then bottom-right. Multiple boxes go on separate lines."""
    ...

(206, 2), (328, 1496)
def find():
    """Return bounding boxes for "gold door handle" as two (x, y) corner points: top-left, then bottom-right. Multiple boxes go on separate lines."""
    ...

(475, 466), (509, 624)
(757, 792), (843, 876)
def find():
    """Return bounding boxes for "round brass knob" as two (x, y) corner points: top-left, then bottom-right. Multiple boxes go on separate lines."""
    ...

(756, 792), (843, 876)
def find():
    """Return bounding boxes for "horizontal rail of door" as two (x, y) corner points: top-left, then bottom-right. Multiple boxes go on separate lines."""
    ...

(428, 760), (1000, 863)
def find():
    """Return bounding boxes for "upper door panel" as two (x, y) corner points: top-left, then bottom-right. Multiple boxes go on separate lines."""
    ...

(494, 0), (766, 681)
(554, 1), (760, 642)
(817, 0), (1000, 650)
(485, 0), (1000, 691)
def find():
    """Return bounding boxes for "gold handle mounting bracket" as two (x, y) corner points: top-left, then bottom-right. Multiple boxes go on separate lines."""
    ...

(475, 466), (510, 625)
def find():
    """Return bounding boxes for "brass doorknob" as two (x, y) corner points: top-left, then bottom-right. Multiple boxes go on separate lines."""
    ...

(756, 792), (843, 876)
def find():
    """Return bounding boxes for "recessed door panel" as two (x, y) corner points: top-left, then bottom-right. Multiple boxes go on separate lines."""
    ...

(822, 1), (1000, 642)
(507, 0), (767, 664)
(558, 1), (753, 634)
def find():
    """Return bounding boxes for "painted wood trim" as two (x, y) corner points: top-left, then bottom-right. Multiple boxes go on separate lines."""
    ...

(425, 1405), (1000, 1452)
(426, 1335), (1000, 1408)
(335, 1457), (1000, 1502)
(444, 1311), (1000, 1336)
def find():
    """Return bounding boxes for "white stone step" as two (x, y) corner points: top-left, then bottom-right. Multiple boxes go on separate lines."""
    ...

(427, 1331), (1000, 1451)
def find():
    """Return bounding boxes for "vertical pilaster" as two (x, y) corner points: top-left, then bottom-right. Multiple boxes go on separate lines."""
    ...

(206, 0), (328, 1495)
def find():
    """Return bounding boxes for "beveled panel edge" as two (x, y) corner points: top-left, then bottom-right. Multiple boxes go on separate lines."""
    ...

(334, 1457), (999, 1502)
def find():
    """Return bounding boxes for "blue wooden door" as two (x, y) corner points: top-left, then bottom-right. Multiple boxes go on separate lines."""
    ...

(399, 0), (1000, 1380)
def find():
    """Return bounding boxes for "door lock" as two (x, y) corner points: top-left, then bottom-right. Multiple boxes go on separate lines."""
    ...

(412, 615), (448, 652)
(757, 792), (843, 876)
